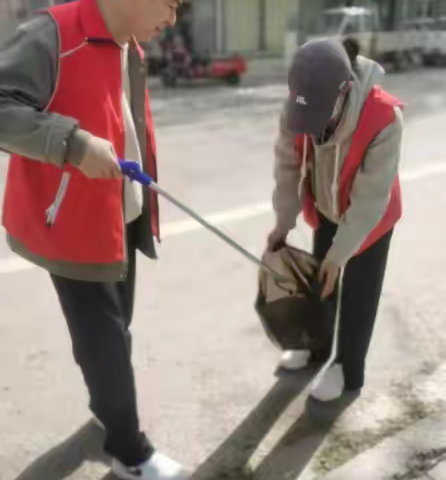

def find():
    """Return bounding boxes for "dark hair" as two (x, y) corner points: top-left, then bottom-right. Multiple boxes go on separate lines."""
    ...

(342, 36), (360, 73)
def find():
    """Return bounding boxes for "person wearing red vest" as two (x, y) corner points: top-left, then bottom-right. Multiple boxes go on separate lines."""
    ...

(0, 0), (190, 479)
(268, 38), (403, 402)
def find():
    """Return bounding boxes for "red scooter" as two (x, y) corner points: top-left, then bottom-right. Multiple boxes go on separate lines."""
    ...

(161, 52), (247, 87)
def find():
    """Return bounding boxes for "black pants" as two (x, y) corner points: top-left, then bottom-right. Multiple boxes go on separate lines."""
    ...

(313, 215), (393, 390)
(51, 219), (153, 467)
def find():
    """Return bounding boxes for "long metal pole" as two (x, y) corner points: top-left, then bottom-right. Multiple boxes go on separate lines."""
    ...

(149, 181), (290, 282)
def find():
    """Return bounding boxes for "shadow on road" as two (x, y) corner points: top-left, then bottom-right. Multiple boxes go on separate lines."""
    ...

(13, 420), (109, 480)
(189, 369), (316, 480)
(188, 367), (360, 480)
(252, 392), (360, 480)
(12, 369), (359, 480)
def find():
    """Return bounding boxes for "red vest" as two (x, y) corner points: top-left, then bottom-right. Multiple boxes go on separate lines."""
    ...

(2, 0), (159, 264)
(296, 86), (403, 255)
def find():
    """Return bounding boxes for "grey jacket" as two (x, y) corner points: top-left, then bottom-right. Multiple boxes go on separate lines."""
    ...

(0, 15), (155, 281)
(273, 56), (403, 266)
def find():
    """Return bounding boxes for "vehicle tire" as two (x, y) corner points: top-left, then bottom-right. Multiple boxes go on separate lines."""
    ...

(423, 55), (436, 67)
(404, 51), (415, 68)
(225, 72), (241, 86)
(391, 52), (403, 72)
(162, 70), (177, 88)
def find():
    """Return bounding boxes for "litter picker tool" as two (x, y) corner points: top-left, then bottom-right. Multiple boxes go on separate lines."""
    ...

(120, 160), (334, 351)
(119, 160), (289, 283)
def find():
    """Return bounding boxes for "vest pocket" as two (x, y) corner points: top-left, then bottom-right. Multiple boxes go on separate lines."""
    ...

(46, 172), (71, 226)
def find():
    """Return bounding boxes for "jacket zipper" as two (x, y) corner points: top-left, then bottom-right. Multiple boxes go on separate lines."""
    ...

(46, 172), (71, 226)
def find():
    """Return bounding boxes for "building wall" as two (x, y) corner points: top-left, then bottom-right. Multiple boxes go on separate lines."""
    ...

(265, 0), (289, 52)
(4, 0), (446, 55)
(396, 0), (446, 20)
(300, 0), (446, 35)
(0, 0), (23, 46)
(192, 0), (218, 52)
(0, 0), (60, 46)
(297, 0), (324, 37)
(192, 0), (291, 56)
(193, 0), (446, 55)
(224, 0), (261, 53)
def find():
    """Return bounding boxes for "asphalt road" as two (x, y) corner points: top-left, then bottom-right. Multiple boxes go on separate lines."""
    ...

(1, 67), (446, 480)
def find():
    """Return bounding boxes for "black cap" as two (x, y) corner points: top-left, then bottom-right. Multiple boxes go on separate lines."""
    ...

(287, 39), (353, 136)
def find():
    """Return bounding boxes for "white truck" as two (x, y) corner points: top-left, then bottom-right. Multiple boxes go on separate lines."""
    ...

(422, 16), (446, 65)
(286, 6), (423, 71)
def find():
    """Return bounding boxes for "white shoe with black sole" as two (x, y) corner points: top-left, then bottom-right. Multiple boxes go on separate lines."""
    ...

(112, 452), (190, 480)
(310, 363), (345, 402)
(278, 350), (311, 371)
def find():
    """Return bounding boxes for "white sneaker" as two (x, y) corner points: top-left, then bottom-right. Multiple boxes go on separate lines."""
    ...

(278, 350), (311, 371)
(310, 363), (345, 402)
(112, 452), (190, 480)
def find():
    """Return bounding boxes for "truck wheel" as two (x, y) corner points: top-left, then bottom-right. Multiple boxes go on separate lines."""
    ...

(162, 70), (177, 88)
(225, 72), (241, 86)
(404, 51), (415, 68)
(392, 53), (404, 72)
(423, 55), (436, 67)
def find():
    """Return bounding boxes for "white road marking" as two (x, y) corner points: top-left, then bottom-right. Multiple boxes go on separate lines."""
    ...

(0, 257), (32, 274)
(162, 202), (270, 236)
(400, 163), (446, 182)
(1, 162), (446, 274)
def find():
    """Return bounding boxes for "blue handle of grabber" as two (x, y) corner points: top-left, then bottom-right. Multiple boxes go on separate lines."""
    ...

(119, 160), (152, 186)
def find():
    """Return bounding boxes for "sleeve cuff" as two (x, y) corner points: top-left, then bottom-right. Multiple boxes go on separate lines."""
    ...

(65, 129), (92, 167)
(274, 214), (296, 236)
(325, 243), (353, 268)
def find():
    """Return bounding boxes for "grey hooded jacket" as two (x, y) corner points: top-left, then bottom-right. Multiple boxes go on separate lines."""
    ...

(273, 56), (403, 266)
